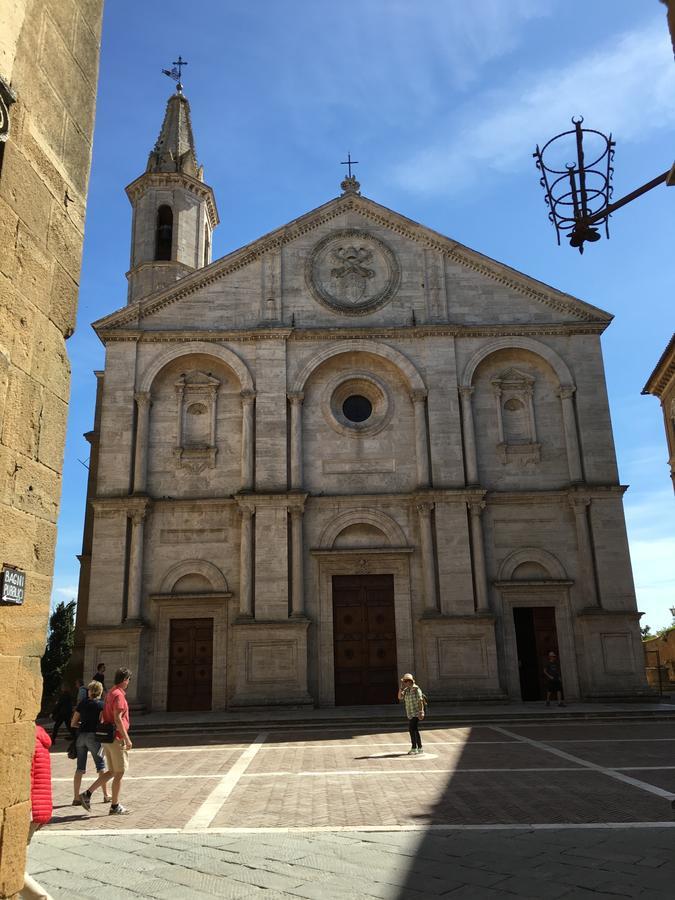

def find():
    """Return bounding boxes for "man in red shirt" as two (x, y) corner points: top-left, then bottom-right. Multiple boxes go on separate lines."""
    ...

(99, 667), (133, 815)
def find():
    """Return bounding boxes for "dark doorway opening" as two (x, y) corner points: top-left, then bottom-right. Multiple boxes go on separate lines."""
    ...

(513, 606), (559, 701)
(167, 617), (213, 712)
(332, 574), (397, 706)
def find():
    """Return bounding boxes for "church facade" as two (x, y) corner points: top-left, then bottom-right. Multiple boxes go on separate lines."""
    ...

(74, 87), (649, 711)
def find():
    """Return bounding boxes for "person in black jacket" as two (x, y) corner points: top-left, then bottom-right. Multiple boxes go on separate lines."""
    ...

(51, 684), (76, 744)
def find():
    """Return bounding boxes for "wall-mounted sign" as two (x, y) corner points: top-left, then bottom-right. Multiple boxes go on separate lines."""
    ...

(1, 566), (26, 605)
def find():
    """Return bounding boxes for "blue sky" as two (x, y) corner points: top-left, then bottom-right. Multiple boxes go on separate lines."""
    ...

(52, 0), (675, 630)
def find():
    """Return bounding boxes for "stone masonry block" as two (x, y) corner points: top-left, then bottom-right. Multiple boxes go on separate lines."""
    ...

(37, 391), (68, 472)
(32, 518), (57, 577)
(0, 567), (51, 659)
(0, 720), (33, 808)
(15, 655), (44, 724)
(40, 14), (96, 138)
(0, 198), (19, 280)
(0, 285), (36, 375)
(0, 503), (36, 575)
(0, 657), (19, 725)
(49, 263), (78, 337)
(47, 0), (78, 44)
(73, 11), (100, 95)
(12, 455), (62, 523)
(1, 369), (42, 457)
(30, 314), (70, 401)
(20, 69), (67, 161)
(0, 142), (53, 245)
(63, 115), (93, 198)
(47, 203), (84, 284)
(14, 221), (54, 314)
(0, 798), (31, 898)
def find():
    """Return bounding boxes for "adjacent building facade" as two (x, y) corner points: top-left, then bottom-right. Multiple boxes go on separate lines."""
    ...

(642, 334), (675, 493)
(74, 87), (649, 715)
(0, 1), (103, 895)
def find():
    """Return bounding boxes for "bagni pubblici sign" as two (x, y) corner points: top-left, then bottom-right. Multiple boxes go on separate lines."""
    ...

(1, 566), (26, 605)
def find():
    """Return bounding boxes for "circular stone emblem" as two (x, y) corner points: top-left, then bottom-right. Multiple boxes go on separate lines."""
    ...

(306, 229), (400, 315)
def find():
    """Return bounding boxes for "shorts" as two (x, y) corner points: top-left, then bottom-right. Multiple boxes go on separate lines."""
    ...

(76, 731), (106, 773)
(103, 738), (129, 774)
(546, 680), (562, 693)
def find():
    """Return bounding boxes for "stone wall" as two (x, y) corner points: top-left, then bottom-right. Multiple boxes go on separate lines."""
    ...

(0, 1), (103, 895)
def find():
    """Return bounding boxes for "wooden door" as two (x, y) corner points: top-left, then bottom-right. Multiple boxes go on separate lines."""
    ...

(513, 606), (559, 700)
(167, 618), (213, 712)
(332, 574), (397, 706)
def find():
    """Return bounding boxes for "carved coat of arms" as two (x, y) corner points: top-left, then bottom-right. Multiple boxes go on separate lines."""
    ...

(306, 229), (400, 315)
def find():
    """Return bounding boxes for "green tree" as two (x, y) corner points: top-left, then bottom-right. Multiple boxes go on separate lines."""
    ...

(40, 600), (76, 711)
(641, 623), (652, 639)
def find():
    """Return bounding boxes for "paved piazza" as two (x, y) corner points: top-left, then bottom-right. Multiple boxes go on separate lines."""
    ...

(29, 718), (675, 898)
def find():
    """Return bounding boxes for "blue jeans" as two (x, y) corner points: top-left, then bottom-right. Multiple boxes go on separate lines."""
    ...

(76, 731), (106, 773)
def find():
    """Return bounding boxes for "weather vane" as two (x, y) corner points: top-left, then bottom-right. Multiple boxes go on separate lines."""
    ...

(534, 116), (674, 254)
(162, 56), (188, 93)
(340, 152), (359, 178)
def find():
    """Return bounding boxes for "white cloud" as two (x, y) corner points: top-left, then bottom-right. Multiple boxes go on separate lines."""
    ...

(392, 17), (675, 194)
(54, 585), (78, 599)
(624, 489), (675, 630)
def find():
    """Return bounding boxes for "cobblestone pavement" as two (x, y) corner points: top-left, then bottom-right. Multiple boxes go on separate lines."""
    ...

(28, 718), (675, 897)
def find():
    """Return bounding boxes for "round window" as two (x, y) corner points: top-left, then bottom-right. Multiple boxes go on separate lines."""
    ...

(342, 395), (372, 423)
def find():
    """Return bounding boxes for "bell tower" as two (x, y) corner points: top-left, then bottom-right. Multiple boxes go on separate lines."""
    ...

(125, 82), (219, 304)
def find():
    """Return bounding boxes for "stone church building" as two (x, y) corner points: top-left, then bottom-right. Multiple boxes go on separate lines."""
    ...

(74, 86), (649, 711)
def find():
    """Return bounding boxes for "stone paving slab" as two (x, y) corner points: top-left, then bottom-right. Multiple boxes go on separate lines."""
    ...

(28, 827), (675, 899)
(210, 769), (672, 828)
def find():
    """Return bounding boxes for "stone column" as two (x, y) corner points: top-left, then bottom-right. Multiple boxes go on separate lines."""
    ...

(417, 502), (438, 613)
(559, 385), (583, 484)
(175, 381), (184, 446)
(132, 391), (152, 494)
(459, 387), (479, 486)
(126, 508), (147, 622)
(290, 506), (304, 617)
(288, 392), (304, 490)
(411, 390), (430, 488)
(240, 390), (255, 491)
(570, 496), (599, 607)
(239, 505), (254, 617)
(468, 500), (490, 612)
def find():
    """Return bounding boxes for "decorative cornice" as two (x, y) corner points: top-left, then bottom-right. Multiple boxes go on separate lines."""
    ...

(125, 171), (219, 228)
(642, 333), (675, 398)
(93, 193), (611, 333)
(96, 321), (606, 345)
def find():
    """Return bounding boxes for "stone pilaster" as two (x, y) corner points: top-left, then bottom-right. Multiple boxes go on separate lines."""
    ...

(132, 391), (152, 494)
(290, 506), (305, 617)
(468, 500), (490, 612)
(240, 390), (255, 491)
(412, 390), (430, 487)
(459, 386), (479, 486)
(238, 504), (254, 617)
(126, 506), (148, 622)
(559, 385), (584, 484)
(570, 495), (599, 608)
(417, 501), (438, 613)
(288, 391), (304, 490)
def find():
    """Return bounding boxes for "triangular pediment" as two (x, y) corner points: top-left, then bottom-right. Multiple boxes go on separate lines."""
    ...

(93, 192), (612, 335)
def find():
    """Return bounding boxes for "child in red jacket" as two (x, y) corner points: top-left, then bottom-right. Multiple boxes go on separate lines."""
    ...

(23, 725), (54, 900)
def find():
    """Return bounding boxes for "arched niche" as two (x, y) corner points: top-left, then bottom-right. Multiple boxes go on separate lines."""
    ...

(460, 337), (574, 390)
(318, 508), (408, 550)
(498, 548), (568, 582)
(139, 342), (254, 395)
(159, 559), (229, 594)
(291, 340), (426, 396)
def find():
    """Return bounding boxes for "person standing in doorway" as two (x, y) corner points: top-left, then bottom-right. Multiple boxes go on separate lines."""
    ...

(397, 673), (425, 755)
(92, 662), (106, 692)
(99, 667), (133, 815)
(544, 651), (566, 707)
